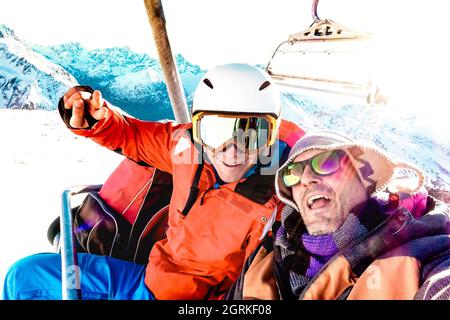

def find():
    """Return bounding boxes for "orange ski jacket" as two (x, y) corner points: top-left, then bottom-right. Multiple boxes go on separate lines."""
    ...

(66, 104), (304, 299)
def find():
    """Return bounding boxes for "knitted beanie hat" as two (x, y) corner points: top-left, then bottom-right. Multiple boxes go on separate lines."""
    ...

(275, 130), (426, 212)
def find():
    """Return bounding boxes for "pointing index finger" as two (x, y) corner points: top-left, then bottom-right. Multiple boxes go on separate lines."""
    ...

(63, 86), (94, 102)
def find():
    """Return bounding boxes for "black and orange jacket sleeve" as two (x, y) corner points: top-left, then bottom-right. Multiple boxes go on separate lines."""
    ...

(58, 95), (177, 174)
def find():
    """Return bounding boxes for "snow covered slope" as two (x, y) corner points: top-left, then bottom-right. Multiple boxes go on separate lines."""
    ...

(0, 109), (122, 294)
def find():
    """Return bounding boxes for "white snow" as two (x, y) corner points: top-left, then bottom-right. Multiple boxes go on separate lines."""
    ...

(0, 109), (122, 296)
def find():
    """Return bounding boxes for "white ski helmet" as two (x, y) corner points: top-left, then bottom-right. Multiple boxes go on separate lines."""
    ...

(191, 64), (282, 152)
(192, 63), (281, 117)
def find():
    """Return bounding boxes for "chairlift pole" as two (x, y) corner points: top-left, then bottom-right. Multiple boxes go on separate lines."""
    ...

(143, 0), (191, 124)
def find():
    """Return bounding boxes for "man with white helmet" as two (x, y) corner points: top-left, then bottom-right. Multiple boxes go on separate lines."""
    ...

(3, 64), (304, 300)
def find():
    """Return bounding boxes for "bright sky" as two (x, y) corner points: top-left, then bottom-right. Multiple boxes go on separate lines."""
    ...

(0, 0), (446, 66)
(1, 0), (449, 121)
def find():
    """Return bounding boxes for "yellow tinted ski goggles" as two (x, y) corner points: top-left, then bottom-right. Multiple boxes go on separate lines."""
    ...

(192, 112), (278, 152)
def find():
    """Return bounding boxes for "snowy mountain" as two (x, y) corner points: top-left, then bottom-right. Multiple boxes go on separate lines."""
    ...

(33, 43), (205, 120)
(0, 24), (19, 40)
(0, 25), (78, 110)
(0, 23), (205, 119)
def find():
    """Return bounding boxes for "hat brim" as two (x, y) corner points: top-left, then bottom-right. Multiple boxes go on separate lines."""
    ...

(275, 143), (397, 212)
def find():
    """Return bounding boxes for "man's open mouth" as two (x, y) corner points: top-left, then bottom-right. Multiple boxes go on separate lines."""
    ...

(306, 194), (332, 210)
(222, 161), (243, 168)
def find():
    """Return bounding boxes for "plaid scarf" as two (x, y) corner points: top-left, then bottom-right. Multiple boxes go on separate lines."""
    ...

(274, 197), (388, 296)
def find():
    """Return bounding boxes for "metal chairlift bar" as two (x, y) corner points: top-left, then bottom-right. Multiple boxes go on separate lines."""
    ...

(269, 72), (369, 87)
(60, 185), (103, 300)
(60, 188), (82, 300)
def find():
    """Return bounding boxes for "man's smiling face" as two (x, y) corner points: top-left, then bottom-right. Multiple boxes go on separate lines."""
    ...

(291, 149), (369, 235)
(206, 142), (259, 183)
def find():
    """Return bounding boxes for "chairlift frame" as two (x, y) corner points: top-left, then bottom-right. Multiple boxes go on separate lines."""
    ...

(266, 0), (380, 105)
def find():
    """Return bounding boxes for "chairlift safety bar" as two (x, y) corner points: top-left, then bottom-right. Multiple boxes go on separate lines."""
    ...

(60, 185), (103, 300)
